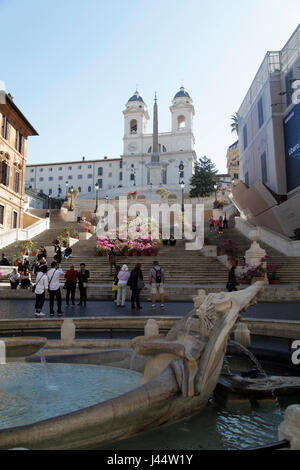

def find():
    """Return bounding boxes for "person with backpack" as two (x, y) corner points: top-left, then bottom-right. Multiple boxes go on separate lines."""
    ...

(128, 263), (144, 310)
(34, 265), (48, 317)
(47, 261), (64, 317)
(149, 261), (165, 310)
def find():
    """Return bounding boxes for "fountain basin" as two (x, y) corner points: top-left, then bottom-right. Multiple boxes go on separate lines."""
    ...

(1, 337), (47, 360)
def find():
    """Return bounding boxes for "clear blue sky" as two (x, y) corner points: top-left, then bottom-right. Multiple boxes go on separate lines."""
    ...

(1, 0), (300, 173)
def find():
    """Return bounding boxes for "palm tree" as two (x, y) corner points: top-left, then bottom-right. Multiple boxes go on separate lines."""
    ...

(230, 113), (239, 136)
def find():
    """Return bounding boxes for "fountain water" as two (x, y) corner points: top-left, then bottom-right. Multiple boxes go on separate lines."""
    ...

(230, 340), (267, 377)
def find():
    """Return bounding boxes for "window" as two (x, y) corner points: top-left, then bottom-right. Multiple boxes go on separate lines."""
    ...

(97, 179), (103, 188)
(30, 169), (34, 173)
(120, 172), (123, 181)
(177, 115), (186, 129)
(120, 161), (123, 169)
(58, 176), (63, 181)
(88, 165), (92, 169)
(14, 171), (20, 193)
(78, 187), (81, 192)
(179, 171), (184, 179)
(234, 173), (239, 179)
(88, 186), (91, 192)
(39, 177), (44, 182)
(258, 97), (264, 128)
(49, 177), (53, 181)
(245, 171), (249, 187)
(3, 117), (10, 140)
(39, 168), (43, 172)
(48, 167), (53, 172)
(261, 152), (268, 184)
(162, 169), (167, 184)
(68, 166), (72, 170)
(130, 173), (135, 181)
(130, 119), (137, 134)
(59, 167), (63, 171)
(30, 178), (34, 182)
(98, 167), (103, 176)
(49, 188), (52, 195)
(243, 124), (248, 150)
(88, 174), (92, 179)
(78, 175), (83, 179)
(12, 211), (18, 229)
(16, 131), (24, 155)
(148, 145), (167, 153)
(68, 175), (73, 180)
(0, 205), (4, 225)
(0, 161), (10, 187)
(108, 173), (112, 177)
(78, 166), (82, 170)
(285, 68), (293, 107)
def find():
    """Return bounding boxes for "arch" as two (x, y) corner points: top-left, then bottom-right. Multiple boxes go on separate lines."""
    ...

(177, 115), (186, 130)
(130, 119), (137, 134)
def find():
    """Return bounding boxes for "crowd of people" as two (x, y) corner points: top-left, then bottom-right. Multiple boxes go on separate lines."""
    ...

(209, 214), (228, 234)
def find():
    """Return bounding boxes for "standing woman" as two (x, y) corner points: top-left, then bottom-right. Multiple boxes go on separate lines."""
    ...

(34, 265), (48, 317)
(116, 264), (130, 308)
(218, 216), (224, 235)
(128, 264), (144, 310)
(54, 246), (62, 265)
(77, 263), (90, 307)
(65, 265), (78, 307)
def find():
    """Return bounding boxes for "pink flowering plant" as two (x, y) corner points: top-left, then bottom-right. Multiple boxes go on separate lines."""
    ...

(95, 216), (160, 256)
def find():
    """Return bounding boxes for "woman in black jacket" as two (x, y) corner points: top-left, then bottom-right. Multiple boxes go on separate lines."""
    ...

(227, 265), (239, 292)
(128, 264), (144, 310)
(77, 263), (90, 306)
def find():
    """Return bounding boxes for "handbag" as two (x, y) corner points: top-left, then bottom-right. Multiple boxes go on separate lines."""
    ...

(63, 280), (70, 290)
(32, 274), (45, 293)
(82, 282), (88, 289)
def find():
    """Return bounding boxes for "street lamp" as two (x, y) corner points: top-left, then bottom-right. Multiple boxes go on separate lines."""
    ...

(69, 186), (74, 212)
(94, 183), (99, 214)
(214, 184), (218, 201)
(180, 181), (185, 213)
(65, 181), (69, 199)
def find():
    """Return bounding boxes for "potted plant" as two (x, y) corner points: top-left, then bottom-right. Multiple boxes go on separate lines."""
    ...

(248, 263), (267, 283)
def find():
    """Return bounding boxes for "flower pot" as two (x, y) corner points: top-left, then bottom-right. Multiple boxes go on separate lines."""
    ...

(14, 261), (19, 266)
(252, 277), (265, 283)
(269, 280), (280, 285)
(124, 252), (130, 257)
(31, 251), (38, 257)
(239, 280), (250, 285)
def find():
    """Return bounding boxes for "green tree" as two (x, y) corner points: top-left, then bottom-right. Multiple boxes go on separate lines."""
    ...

(189, 156), (218, 198)
(230, 113), (239, 136)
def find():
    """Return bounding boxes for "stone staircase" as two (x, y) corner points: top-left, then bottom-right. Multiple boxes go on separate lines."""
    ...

(205, 218), (300, 284)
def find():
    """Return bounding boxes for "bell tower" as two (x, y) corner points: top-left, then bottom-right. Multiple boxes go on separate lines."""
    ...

(123, 91), (149, 155)
(170, 87), (195, 152)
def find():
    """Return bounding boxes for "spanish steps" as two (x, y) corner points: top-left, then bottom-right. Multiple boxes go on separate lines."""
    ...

(1, 211), (300, 296)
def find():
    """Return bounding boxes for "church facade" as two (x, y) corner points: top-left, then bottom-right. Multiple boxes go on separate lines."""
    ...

(25, 88), (197, 199)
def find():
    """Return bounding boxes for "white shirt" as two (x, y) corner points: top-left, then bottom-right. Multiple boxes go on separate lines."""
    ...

(9, 272), (20, 282)
(47, 268), (64, 291)
(35, 272), (49, 295)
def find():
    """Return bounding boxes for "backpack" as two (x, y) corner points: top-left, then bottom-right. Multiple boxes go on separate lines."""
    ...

(154, 267), (162, 284)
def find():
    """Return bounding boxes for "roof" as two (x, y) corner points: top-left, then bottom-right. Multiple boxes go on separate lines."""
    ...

(174, 87), (191, 99)
(2, 93), (39, 136)
(128, 92), (144, 103)
(26, 157), (122, 168)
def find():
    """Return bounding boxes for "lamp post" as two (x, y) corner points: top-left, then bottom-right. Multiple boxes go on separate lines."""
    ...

(94, 183), (99, 214)
(214, 184), (218, 201)
(180, 181), (185, 213)
(69, 186), (74, 212)
(65, 181), (69, 199)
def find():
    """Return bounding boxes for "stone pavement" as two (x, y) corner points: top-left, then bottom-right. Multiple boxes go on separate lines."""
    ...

(0, 299), (299, 321)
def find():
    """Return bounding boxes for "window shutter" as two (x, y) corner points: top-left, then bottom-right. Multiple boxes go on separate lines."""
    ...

(6, 164), (10, 187)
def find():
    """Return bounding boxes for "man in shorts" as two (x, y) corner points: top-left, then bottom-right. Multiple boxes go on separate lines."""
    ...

(149, 261), (165, 310)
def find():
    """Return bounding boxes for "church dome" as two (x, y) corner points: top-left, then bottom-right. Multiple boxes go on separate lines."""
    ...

(174, 87), (191, 99)
(128, 91), (144, 103)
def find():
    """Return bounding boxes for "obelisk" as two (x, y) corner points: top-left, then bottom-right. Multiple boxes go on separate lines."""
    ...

(149, 93), (162, 185)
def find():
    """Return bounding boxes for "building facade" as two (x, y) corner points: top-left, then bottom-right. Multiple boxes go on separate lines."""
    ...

(25, 88), (197, 199)
(232, 25), (300, 237)
(0, 92), (38, 232)
(226, 140), (239, 182)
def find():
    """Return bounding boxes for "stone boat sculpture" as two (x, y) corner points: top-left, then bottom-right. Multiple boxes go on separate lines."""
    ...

(0, 282), (264, 450)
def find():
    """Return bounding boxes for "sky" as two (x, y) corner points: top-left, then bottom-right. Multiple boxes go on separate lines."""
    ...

(1, 0), (300, 173)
